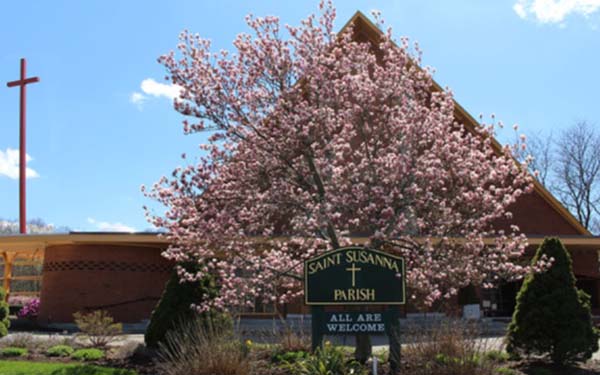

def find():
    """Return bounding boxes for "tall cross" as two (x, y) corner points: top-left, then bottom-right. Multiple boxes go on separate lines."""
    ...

(345, 263), (362, 287)
(6, 58), (40, 234)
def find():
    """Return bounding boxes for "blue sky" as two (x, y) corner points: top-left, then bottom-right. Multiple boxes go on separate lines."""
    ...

(1, 0), (599, 232)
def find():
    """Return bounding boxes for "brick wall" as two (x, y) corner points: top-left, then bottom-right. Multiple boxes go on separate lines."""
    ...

(38, 244), (171, 324)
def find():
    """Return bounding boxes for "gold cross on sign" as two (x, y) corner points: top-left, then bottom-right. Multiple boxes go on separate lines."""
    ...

(346, 263), (362, 287)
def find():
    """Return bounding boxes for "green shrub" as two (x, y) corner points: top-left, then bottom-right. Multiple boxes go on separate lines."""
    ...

(0, 288), (10, 337)
(506, 237), (600, 365)
(73, 310), (122, 348)
(495, 368), (517, 375)
(72, 348), (105, 361)
(0, 347), (28, 357)
(46, 344), (75, 357)
(145, 262), (224, 348)
(484, 350), (510, 363)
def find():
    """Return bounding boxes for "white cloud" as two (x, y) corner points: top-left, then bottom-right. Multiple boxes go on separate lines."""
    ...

(514, 2), (528, 18)
(130, 92), (145, 105)
(140, 78), (182, 99)
(513, 0), (600, 23)
(0, 148), (39, 179)
(87, 217), (136, 232)
(130, 78), (182, 110)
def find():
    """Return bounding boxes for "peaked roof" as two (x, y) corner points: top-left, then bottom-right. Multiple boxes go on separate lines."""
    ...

(341, 11), (591, 236)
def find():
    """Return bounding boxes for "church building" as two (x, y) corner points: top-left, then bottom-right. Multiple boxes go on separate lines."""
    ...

(0, 12), (598, 327)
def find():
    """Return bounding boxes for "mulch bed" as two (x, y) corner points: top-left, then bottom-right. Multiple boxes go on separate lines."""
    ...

(103, 356), (600, 375)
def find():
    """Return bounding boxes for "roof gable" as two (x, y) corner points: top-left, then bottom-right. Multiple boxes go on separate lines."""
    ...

(342, 11), (590, 236)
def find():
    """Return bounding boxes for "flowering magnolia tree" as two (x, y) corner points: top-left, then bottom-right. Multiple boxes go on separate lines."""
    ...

(145, 2), (538, 312)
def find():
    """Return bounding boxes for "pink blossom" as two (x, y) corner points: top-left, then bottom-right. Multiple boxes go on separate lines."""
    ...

(144, 1), (536, 311)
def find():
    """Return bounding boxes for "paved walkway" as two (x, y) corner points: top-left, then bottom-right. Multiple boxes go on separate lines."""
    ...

(0, 331), (505, 355)
(4, 317), (600, 361)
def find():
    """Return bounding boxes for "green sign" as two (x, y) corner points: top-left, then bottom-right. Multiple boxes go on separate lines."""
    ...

(304, 246), (406, 305)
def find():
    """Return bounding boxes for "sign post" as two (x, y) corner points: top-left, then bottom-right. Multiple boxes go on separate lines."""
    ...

(310, 305), (324, 352)
(304, 246), (406, 371)
(385, 305), (402, 373)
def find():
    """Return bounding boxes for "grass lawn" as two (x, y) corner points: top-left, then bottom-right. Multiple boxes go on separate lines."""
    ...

(0, 360), (136, 375)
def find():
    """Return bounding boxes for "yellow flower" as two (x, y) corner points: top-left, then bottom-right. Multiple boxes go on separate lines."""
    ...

(245, 339), (253, 346)
(324, 340), (331, 346)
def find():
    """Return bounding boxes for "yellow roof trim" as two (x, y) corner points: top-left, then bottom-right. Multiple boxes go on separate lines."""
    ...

(0, 234), (598, 255)
(1, 233), (598, 245)
(0, 233), (168, 249)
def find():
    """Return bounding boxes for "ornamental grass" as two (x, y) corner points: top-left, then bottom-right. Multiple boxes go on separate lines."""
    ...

(155, 316), (250, 375)
(402, 320), (502, 375)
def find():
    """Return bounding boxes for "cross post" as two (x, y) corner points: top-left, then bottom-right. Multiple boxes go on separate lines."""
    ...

(6, 58), (40, 234)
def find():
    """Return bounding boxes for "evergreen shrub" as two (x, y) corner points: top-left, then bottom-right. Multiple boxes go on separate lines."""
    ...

(145, 262), (227, 348)
(506, 237), (599, 364)
(0, 288), (10, 337)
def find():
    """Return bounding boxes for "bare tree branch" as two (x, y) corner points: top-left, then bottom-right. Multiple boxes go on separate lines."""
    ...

(552, 121), (600, 232)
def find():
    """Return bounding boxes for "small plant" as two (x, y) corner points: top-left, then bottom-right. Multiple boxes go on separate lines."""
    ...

(484, 350), (510, 363)
(495, 368), (517, 375)
(46, 344), (75, 357)
(17, 297), (40, 319)
(0, 347), (28, 357)
(35, 334), (78, 352)
(271, 350), (309, 364)
(73, 310), (122, 348)
(72, 348), (105, 361)
(287, 342), (366, 375)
